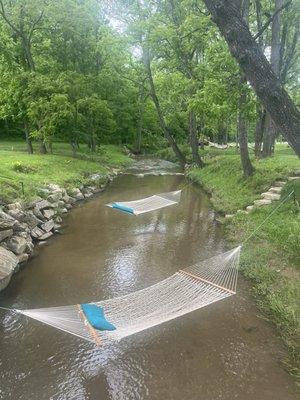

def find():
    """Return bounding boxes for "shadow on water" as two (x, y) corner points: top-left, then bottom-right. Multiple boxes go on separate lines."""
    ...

(0, 161), (298, 400)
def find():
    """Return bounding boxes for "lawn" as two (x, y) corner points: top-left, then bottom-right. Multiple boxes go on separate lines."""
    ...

(0, 141), (133, 202)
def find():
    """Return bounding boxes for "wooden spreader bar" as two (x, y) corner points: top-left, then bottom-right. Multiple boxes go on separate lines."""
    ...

(77, 305), (101, 346)
(178, 270), (236, 295)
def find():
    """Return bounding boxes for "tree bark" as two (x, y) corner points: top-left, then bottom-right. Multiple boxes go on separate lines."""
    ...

(262, 0), (283, 157)
(24, 120), (33, 154)
(143, 47), (186, 166)
(238, 77), (254, 177)
(254, 106), (266, 156)
(189, 111), (204, 167)
(136, 85), (146, 154)
(39, 140), (47, 154)
(203, 0), (300, 157)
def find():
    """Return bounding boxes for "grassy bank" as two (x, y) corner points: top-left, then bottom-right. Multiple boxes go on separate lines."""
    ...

(186, 145), (300, 374)
(0, 141), (133, 203)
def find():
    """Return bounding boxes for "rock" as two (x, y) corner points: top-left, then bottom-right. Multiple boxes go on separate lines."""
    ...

(273, 181), (286, 187)
(38, 231), (53, 241)
(7, 202), (23, 211)
(60, 208), (68, 214)
(246, 205), (254, 212)
(38, 188), (51, 198)
(0, 229), (13, 242)
(40, 220), (54, 232)
(0, 247), (18, 291)
(237, 210), (248, 214)
(38, 241), (47, 246)
(47, 183), (62, 192)
(7, 209), (41, 228)
(32, 206), (46, 220)
(65, 204), (72, 210)
(43, 209), (55, 220)
(269, 187), (282, 194)
(288, 176), (300, 181)
(68, 188), (84, 200)
(225, 214), (234, 219)
(254, 199), (272, 206)
(6, 236), (28, 255)
(13, 222), (30, 234)
(35, 199), (52, 211)
(83, 191), (93, 198)
(31, 226), (45, 239)
(261, 192), (281, 201)
(54, 216), (62, 223)
(47, 192), (62, 203)
(0, 210), (16, 230)
(57, 200), (65, 208)
(25, 197), (43, 209)
(18, 253), (29, 264)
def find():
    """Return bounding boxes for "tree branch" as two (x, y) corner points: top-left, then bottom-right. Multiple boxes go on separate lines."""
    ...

(28, 9), (45, 42)
(0, 0), (21, 35)
(253, 0), (292, 40)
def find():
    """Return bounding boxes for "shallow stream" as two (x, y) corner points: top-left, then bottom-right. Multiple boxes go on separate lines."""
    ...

(0, 160), (297, 399)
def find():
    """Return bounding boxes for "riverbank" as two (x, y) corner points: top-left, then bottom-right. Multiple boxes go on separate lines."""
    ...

(186, 145), (300, 375)
(0, 142), (133, 291)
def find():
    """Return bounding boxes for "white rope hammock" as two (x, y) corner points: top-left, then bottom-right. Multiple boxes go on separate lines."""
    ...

(106, 190), (182, 215)
(10, 246), (241, 346)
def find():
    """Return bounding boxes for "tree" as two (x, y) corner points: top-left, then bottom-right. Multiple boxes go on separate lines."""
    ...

(77, 96), (116, 152)
(203, 0), (300, 157)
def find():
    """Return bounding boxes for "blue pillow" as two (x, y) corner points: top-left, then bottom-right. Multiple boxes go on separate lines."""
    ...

(112, 203), (134, 214)
(81, 304), (116, 331)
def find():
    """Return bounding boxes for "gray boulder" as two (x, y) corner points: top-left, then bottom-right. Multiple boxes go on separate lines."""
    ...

(31, 226), (45, 239)
(35, 199), (52, 211)
(7, 209), (41, 228)
(0, 247), (18, 291)
(13, 222), (30, 233)
(0, 229), (13, 242)
(38, 231), (53, 241)
(18, 253), (29, 264)
(7, 202), (23, 211)
(0, 210), (16, 230)
(47, 192), (62, 203)
(40, 220), (54, 232)
(6, 236), (28, 255)
(43, 209), (55, 220)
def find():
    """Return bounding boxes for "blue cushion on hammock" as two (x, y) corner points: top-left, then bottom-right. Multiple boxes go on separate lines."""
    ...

(112, 203), (134, 214)
(81, 304), (116, 331)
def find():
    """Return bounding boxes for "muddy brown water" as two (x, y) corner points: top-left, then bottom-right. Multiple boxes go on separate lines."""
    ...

(0, 162), (298, 400)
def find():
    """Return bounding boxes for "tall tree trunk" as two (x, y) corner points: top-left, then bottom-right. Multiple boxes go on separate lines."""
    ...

(237, 0), (254, 177)
(238, 76), (254, 177)
(24, 120), (33, 154)
(203, 0), (300, 157)
(189, 111), (203, 167)
(254, 106), (266, 157)
(136, 85), (146, 154)
(39, 140), (47, 154)
(262, 0), (283, 157)
(143, 47), (186, 167)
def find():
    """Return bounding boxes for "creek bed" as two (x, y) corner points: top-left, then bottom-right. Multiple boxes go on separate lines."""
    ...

(0, 161), (297, 400)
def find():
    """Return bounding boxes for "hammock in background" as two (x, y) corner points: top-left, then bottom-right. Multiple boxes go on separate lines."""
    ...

(106, 190), (182, 215)
(8, 246), (241, 346)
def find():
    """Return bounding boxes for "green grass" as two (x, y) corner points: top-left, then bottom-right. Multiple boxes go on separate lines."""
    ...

(185, 145), (300, 374)
(0, 141), (133, 202)
(187, 145), (300, 213)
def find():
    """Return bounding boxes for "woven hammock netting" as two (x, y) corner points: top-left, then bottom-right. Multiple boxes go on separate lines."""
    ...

(107, 190), (182, 215)
(15, 246), (241, 346)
